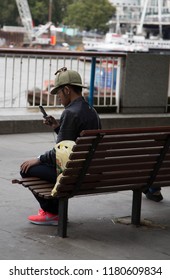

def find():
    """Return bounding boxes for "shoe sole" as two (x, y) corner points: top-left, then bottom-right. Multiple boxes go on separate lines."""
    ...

(29, 220), (58, 226)
(146, 192), (163, 202)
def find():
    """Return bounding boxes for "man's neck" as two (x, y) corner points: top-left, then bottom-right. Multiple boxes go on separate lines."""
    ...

(70, 94), (82, 103)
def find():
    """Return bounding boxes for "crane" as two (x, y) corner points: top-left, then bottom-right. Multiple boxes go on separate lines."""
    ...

(16, 0), (52, 46)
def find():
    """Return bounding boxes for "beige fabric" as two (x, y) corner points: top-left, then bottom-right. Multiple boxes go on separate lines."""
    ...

(51, 140), (75, 197)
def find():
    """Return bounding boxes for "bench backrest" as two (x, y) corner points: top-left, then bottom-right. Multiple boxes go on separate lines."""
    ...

(56, 126), (170, 198)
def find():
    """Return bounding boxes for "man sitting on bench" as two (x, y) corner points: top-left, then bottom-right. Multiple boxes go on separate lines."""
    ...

(19, 67), (163, 228)
(20, 67), (101, 225)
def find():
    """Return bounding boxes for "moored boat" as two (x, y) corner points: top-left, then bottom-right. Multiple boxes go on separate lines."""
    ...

(83, 32), (170, 52)
(27, 81), (60, 106)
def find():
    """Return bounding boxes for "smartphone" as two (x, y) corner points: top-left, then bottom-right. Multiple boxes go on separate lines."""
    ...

(39, 105), (48, 118)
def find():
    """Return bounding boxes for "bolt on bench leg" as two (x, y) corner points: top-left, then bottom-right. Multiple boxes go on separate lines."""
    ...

(58, 198), (68, 238)
(131, 190), (142, 226)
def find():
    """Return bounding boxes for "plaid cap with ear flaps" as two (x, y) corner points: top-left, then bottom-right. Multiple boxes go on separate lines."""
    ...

(50, 67), (87, 95)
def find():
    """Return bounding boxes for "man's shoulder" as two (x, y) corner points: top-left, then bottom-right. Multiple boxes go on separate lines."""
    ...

(65, 97), (86, 111)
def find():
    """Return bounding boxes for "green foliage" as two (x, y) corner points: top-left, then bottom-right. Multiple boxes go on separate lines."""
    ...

(63, 0), (115, 33)
(29, 0), (49, 25)
(0, 0), (19, 26)
(52, 0), (75, 25)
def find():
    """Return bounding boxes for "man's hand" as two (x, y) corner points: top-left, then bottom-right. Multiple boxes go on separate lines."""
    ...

(20, 158), (40, 173)
(43, 115), (59, 129)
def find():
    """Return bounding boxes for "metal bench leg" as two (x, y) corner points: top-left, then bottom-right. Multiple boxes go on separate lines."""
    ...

(131, 190), (142, 226)
(58, 198), (68, 238)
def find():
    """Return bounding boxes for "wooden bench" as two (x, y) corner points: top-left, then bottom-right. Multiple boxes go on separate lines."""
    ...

(12, 126), (170, 238)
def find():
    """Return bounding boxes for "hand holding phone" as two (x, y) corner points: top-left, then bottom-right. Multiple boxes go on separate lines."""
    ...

(39, 105), (59, 128)
(39, 105), (48, 118)
(39, 105), (54, 126)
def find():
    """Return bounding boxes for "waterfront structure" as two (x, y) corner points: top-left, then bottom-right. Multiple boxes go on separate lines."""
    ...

(108, 0), (170, 38)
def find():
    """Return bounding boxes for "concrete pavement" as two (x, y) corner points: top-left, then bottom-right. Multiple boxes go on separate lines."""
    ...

(1, 132), (170, 260)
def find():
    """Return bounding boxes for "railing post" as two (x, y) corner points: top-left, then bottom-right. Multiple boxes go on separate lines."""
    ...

(89, 56), (96, 106)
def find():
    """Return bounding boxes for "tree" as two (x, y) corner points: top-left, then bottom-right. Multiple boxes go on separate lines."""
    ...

(29, 0), (77, 26)
(52, 0), (75, 26)
(29, 0), (49, 26)
(0, 0), (19, 26)
(0, 0), (48, 27)
(63, 0), (115, 33)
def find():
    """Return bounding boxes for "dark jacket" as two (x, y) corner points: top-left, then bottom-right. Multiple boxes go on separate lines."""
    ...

(40, 97), (101, 166)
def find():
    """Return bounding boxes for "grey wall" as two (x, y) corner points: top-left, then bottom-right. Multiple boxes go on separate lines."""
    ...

(120, 53), (170, 113)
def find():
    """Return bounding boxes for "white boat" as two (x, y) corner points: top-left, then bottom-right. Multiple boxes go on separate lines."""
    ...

(83, 32), (170, 52)
(124, 33), (170, 52)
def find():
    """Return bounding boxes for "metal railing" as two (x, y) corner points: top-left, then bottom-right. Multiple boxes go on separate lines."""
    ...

(0, 48), (126, 112)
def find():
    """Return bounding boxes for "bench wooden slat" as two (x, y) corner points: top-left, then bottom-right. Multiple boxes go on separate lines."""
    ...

(80, 127), (170, 136)
(69, 147), (164, 160)
(64, 161), (170, 177)
(73, 140), (165, 152)
(62, 169), (170, 185)
(57, 182), (146, 196)
(31, 188), (53, 193)
(22, 180), (52, 187)
(61, 170), (152, 184)
(58, 177), (148, 190)
(28, 184), (54, 190)
(32, 190), (53, 199)
(63, 158), (158, 172)
(66, 155), (161, 168)
(67, 154), (170, 169)
(76, 133), (168, 144)
(64, 162), (155, 176)
(12, 177), (41, 184)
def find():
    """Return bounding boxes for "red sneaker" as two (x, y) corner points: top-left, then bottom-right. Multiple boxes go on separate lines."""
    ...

(28, 209), (59, 225)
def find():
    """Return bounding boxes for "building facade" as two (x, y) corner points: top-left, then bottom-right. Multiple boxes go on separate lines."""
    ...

(108, 0), (170, 38)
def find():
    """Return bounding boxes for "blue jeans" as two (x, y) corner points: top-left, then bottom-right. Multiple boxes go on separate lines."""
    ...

(143, 186), (161, 194)
(148, 187), (161, 193)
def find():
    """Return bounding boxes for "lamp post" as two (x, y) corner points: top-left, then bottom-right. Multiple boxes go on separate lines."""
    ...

(48, 0), (53, 22)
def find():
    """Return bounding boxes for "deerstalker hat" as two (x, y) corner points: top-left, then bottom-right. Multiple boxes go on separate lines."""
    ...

(50, 67), (87, 95)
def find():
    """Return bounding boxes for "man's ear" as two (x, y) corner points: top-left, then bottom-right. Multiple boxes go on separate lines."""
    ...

(64, 86), (70, 95)
(62, 86), (70, 99)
